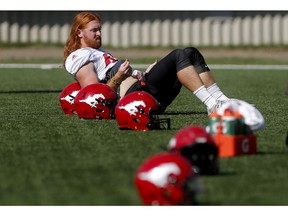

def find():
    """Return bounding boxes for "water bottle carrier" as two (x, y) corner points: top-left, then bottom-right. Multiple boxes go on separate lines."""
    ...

(212, 133), (257, 157)
(208, 109), (257, 158)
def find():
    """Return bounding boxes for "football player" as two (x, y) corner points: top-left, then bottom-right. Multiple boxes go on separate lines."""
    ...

(63, 12), (233, 115)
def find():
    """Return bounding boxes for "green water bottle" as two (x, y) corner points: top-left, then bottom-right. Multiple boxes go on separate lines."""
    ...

(222, 110), (237, 135)
(234, 111), (246, 135)
(208, 112), (221, 135)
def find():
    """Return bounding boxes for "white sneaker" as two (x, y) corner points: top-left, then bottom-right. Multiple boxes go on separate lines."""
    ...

(207, 100), (227, 115)
(218, 98), (236, 102)
(220, 98), (255, 107)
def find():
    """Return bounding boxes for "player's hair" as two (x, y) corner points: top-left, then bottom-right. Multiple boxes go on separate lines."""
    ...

(63, 12), (101, 66)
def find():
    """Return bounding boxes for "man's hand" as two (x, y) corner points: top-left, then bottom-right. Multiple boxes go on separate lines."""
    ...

(109, 59), (132, 89)
(118, 59), (132, 79)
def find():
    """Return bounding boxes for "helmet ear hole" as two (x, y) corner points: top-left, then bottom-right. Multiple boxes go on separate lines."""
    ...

(99, 100), (106, 106)
(139, 108), (145, 114)
(133, 118), (140, 123)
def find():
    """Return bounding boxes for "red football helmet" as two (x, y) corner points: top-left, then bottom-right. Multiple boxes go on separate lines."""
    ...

(115, 91), (170, 131)
(74, 83), (118, 120)
(59, 82), (81, 115)
(168, 126), (219, 175)
(135, 152), (199, 205)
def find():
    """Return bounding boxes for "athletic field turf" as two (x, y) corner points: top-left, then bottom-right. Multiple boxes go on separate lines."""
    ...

(0, 56), (287, 206)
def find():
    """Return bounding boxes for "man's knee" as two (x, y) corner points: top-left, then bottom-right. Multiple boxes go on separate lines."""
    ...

(183, 47), (202, 60)
(171, 49), (191, 71)
(172, 48), (186, 58)
(183, 47), (209, 73)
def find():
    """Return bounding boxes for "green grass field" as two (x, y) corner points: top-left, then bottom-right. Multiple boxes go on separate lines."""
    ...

(0, 57), (287, 206)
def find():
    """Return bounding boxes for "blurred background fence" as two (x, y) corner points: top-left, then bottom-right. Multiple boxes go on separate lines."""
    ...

(0, 11), (288, 47)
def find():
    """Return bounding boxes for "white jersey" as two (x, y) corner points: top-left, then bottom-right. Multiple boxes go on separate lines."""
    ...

(65, 47), (118, 81)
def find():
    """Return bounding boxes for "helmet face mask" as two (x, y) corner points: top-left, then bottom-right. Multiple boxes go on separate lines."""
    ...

(74, 83), (118, 120)
(59, 82), (81, 115)
(149, 109), (171, 130)
(180, 143), (219, 175)
(115, 91), (171, 131)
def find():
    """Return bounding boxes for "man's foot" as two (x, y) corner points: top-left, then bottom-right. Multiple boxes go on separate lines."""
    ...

(207, 100), (227, 115)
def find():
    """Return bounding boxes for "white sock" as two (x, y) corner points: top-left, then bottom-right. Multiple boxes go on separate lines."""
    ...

(193, 85), (217, 109)
(207, 83), (229, 101)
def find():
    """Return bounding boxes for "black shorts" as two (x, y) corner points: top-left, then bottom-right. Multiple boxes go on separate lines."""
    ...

(125, 47), (210, 111)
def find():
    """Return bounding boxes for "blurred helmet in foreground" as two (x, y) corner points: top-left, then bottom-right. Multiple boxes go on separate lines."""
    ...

(135, 152), (199, 205)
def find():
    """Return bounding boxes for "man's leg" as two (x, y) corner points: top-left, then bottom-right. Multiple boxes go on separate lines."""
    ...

(176, 65), (221, 113)
(183, 47), (230, 102)
(199, 71), (230, 102)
